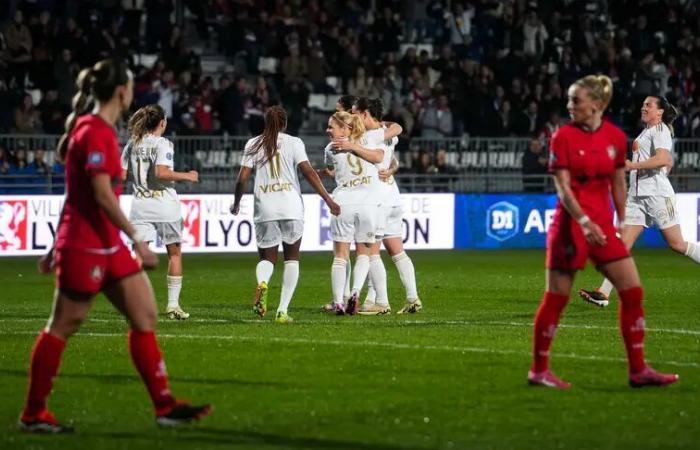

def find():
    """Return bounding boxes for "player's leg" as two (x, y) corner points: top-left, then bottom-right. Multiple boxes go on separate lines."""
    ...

(160, 220), (188, 320)
(104, 269), (211, 425)
(360, 241), (390, 314)
(331, 241), (351, 314)
(528, 268), (574, 389)
(19, 288), (93, 433)
(661, 224), (700, 263)
(348, 242), (373, 314)
(598, 257), (679, 387)
(276, 220), (304, 323)
(579, 224), (644, 306)
(253, 221), (282, 317)
(384, 235), (421, 314)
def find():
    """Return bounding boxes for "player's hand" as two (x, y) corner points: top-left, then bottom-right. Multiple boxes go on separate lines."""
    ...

(187, 170), (199, 183)
(378, 169), (393, 181)
(327, 199), (341, 216)
(230, 202), (240, 215)
(624, 160), (635, 171)
(318, 167), (335, 178)
(134, 241), (158, 270)
(332, 139), (354, 153)
(582, 221), (607, 246)
(37, 249), (55, 274)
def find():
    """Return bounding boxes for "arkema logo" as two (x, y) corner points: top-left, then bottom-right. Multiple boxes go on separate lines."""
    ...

(487, 201), (519, 241)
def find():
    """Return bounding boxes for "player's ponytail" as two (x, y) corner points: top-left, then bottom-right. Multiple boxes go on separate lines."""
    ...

(331, 111), (366, 142)
(353, 97), (384, 121)
(128, 104), (166, 144)
(56, 58), (131, 162)
(574, 74), (613, 112)
(247, 105), (287, 165)
(652, 95), (679, 137)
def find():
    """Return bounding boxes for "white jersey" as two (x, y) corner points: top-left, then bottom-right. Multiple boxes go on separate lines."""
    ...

(121, 134), (181, 222)
(366, 127), (402, 207)
(324, 139), (382, 206)
(242, 133), (307, 223)
(629, 123), (675, 197)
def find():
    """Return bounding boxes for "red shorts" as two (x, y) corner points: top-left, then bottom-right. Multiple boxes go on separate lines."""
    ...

(55, 244), (142, 296)
(546, 214), (629, 271)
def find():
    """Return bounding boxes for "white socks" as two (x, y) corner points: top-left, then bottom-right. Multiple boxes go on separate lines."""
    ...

(365, 278), (377, 302)
(352, 255), (370, 293)
(256, 260), (274, 284)
(369, 255), (388, 306)
(684, 242), (700, 264)
(331, 258), (347, 305)
(343, 257), (352, 299)
(599, 278), (614, 297)
(278, 260), (299, 314)
(166, 275), (182, 309)
(392, 251), (418, 300)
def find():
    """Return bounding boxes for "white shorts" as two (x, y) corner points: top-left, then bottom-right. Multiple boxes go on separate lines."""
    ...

(255, 219), (304, 248)
(331, 204), (379, 244)
(133, 220), (183, 245)
(625, 196), (679, 229)
(376, 205), (403, 238)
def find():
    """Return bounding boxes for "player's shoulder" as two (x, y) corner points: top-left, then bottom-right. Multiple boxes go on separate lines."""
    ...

(552, 123), (577, 139)
(652, 122), (673, 137)
(244, 136), (260, 150)
(601, 120), (626, 139)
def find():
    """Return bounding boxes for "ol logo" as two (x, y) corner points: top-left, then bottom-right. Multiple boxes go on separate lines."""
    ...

(486, 201), (519, 242)
(180, 199), (201, 248)
(0, 200), (28, 251)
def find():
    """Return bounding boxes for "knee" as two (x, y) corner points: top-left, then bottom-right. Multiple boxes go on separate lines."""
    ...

(48, 315), (85, 339)
(669, 240), (687, 254)
(131, 309), (157, 332)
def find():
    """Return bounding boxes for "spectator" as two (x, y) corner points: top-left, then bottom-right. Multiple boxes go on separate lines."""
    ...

(522, 9), (548, 59)
(216, 75), (249, 135)
(4, 10), (32, 88)
(38, 89), (66, 134)
(348, 67), (374, 98)
(514, 100), (542, 136)
(53, 48), (79, 108)
(0, 145), (11, 175)
(13, 93), (42, 134)
(421, 94), (454, 137)
(521, 137), (548, 192)
(493, 100), (515, 136)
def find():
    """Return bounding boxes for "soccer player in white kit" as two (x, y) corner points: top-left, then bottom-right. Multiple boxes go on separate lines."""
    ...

(230, 106), (340, 323)
(325, 111), (386, 315)
(121, 104), (199, 320)
(351, 98), (421, 315)
(579, 96), (700, 306)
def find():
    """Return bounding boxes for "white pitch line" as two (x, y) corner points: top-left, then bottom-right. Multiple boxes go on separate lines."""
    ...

(2, 317), (700, 336)
(2, 330), (699, 369)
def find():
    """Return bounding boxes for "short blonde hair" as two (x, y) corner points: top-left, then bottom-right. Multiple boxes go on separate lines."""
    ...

(330, 111), (365, 142)
(574, 75), (613, 110)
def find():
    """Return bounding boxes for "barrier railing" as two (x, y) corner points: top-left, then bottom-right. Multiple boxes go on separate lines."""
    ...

(1, 134), (699, 193)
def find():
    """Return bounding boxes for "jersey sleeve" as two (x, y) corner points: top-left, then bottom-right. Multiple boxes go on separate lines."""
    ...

(84, 128), (116, 176)
(548, 129), (569, 172)
(155, 138), (175, 168)
(294, 138), (309, 166)
(324, 143), (334, 167)
(653, 125), (673, 152)
(241, 139), (255, 169)
(120, 141), (131, 171)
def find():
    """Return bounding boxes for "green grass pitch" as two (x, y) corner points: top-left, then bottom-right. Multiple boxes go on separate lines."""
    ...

(1, 249), (698, 450)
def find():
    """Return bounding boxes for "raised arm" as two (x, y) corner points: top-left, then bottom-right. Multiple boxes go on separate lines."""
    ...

(381, 121), (403, 141)
(298, 161), (340, 215)
(552, 169), (607, 246)
(230, 166), (252, 215)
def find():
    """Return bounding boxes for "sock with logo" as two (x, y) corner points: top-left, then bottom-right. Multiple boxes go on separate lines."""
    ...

(532, 292), (569, 373)
(618, 287), (646, 374)
(22, 331), (66, 417)
(128, 330), (176, 415)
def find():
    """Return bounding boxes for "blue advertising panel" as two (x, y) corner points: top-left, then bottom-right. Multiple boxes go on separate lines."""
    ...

(454, 194), (665, 249)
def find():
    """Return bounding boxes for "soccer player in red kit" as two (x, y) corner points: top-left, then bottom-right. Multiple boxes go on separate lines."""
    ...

(528, 75), (679, 389)
(19, 59), (210, 433)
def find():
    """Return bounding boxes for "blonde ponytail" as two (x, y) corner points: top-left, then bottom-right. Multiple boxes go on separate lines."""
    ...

(331, 111), (366, 142)
(575, 74), (613, 110)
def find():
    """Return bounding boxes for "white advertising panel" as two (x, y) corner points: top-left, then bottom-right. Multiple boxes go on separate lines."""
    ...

(0, 194), (455, 256)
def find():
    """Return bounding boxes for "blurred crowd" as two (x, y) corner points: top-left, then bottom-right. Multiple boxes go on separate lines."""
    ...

(1, 0), (700, 183)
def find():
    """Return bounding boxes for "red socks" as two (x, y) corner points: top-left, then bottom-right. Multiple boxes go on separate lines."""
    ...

(128, 330), (176, 415)
(23, 331), (66, 418)
(618, 286), (646, 374)
(532, 291), (569, 373)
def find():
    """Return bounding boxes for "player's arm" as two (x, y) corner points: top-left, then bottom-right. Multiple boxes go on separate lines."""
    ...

(230, 166), (252, 215)
(155, 165), (199, 182)
(378, 156), (399, 181)
(611, 167), (627, 227)
(625, 148), (672, 171)
(91, 173), (157, 269)
(332, 140), (384, 163)
(299, 161), (340, 216)
(552, 169), (606, 246)
(381, 121), (403, 140)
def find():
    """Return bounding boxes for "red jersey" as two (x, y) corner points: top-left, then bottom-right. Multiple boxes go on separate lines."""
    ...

(55, 114), (123, 251)
(548, 121), (627, 224)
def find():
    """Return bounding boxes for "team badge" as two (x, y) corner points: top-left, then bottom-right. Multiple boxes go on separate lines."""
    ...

(88, 151), (104, 165)
(632, 140), (640, 152)
(578, 149), (584, 156)
(166, 152), (173, 160)
(90, 265), (104, 282)
(607, 145), (617, 160)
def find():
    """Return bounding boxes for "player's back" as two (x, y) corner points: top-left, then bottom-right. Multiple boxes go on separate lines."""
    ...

(123, 134), (180, 222)
(56, 114), (122, 250)
(243, 133), (307, 222)
(325, 139), (380, 205)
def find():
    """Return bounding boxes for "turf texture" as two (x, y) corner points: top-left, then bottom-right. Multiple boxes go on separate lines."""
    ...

(0, 249), (698, 450)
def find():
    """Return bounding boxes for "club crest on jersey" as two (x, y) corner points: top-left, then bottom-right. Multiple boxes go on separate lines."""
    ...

(166, 152), (173, 160)
(607, 145), (617, 160)
(632, 140), (640, 152)
(90, 265), (104, 282)
(88, 151), (104, 165)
